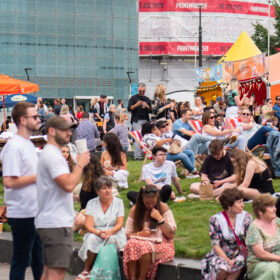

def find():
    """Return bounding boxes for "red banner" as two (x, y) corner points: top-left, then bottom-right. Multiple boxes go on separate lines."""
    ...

(139, 42), (233, 56)
(139, 0), (275, 17)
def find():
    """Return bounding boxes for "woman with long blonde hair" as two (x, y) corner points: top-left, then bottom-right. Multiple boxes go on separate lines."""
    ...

(192, 96), (205, 120)
(152, 84), (173, 120)
(90, 97), (98, 121)
(228, 149), (274, 199)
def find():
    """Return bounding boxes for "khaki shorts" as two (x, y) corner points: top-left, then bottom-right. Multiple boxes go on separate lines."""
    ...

(38, 227), (73, 268)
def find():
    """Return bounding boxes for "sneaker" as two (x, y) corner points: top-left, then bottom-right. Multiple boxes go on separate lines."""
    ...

(174, 196), (186, 203)
(186, 174), (200, 179)
(187, 193), (200, 199)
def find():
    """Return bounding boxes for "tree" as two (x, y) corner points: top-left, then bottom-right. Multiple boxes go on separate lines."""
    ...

(251, 1), (280, 54)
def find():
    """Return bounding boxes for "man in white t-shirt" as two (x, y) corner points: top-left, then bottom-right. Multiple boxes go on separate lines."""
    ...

(35, 116), (90, 280)
(1, 102), (43, 280)
(127, 146), (183, 203)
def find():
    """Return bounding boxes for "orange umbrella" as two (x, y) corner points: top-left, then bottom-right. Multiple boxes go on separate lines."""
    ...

(0, 74), (39, 130)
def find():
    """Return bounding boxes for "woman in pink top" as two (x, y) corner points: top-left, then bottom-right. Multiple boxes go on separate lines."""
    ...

(60, 104), (75, 123)
(123, 184), (177, 280)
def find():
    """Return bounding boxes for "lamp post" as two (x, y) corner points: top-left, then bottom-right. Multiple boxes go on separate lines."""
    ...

(198, 3), (203, 67)
(267, 0), (271, 98)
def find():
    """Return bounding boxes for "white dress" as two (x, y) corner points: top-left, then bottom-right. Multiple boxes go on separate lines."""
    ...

(78, 197), (127, 261)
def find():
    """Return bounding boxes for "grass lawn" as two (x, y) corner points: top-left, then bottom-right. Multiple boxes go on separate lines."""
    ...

(1, 159), (280, 260)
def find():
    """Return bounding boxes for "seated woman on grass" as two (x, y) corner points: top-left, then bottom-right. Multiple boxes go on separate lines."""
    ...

(123, 184), (176, 280)
(100, 132), (128, 190)
(246, 194), (280, 280)
(221, 149), (274, 200)
(201, 188), (252, 280)
(77, 176), (127, 280)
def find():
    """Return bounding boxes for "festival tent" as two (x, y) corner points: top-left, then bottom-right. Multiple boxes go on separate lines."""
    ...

(267, 52), (280, 101)
(197, 31), (267, 105)
(219, 31), (262, 62)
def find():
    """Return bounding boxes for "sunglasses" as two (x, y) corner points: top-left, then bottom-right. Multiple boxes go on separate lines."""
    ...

(276, 98), (280, 101)
(143, 189), (158, 194)
(160, 124), (168, 128)
(24, 114), (41, 120)
(210, 116), (215, 119)
(242, 113), (250, 116)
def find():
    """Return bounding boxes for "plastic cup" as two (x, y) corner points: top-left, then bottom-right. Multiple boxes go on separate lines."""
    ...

(0, 223), (3, 234)
(75, 139), (87, 154)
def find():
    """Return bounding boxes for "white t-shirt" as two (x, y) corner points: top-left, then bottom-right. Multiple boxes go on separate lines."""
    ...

(35, 144), (74, 228)
(142, 160), (177, 187)
(1, 134), (38, 218)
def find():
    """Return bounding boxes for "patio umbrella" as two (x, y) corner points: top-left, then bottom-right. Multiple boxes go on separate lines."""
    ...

(0, 94), (38, 108)
(0, 74), (39, 130)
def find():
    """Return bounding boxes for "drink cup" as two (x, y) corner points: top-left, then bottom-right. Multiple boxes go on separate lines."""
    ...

(75, 139), (87, 154)
(0, 223), (3, 233)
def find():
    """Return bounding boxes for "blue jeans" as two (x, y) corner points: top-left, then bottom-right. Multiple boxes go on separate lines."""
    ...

(167, 149), (195, 172)
(8, 218), (43, 280)
(247, 126), (274, 150)
(184, 133), (213, 155)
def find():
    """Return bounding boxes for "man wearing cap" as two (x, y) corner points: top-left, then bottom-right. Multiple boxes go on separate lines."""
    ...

(35, 116), (90, 280)
(128, 83), (152, 160)
(213, 96), (226, 116)
(2, 102), (43, 280)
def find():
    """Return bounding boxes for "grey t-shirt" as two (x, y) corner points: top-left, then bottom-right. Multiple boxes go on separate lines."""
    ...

(112, 124), (129, 147)
(35, 144), (73, 228)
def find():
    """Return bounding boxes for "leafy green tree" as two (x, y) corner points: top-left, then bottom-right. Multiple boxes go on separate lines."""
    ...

(251, 1), (280, 54)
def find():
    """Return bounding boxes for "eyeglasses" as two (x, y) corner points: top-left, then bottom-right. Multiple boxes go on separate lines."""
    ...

(242, 113), (250, 116)
(143, 188), (158, 194)
(24, 115), (41, 120)
(160, 124), (168, 129)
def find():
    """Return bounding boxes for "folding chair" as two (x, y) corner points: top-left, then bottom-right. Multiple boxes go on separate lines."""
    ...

(188, 119), (203, 133)
(129, 130), (152, 182)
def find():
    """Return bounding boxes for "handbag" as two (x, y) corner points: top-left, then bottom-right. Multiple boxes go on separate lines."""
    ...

(0, 205), (7, 223)
(168, 139), (182, 154)
(199, 182), (213, 201)
(222, 210), (248, 260)
(90, 199), (121, 280)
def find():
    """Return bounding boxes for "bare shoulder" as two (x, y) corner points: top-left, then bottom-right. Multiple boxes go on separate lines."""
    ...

(160, 202), (169, 213)
(128, 206), (136, 217)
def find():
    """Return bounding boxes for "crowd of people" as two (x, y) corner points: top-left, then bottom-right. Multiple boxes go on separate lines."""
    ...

(1, 79), (280, 280)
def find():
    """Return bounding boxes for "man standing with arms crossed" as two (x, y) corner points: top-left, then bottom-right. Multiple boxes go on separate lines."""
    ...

(35, 116), (90, 280)
(2, 102), (43, 280)
(128, 83), (151, 160)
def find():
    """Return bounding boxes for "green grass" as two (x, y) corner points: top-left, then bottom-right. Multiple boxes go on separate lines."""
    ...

(2, 161), (280, 260)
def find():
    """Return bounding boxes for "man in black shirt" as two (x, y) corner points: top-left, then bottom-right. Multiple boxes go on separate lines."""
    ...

(128, 83), (151, 160)
(189, 139), (236, 198)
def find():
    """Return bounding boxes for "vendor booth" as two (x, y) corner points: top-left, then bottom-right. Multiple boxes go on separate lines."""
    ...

(195, 31), (267, 105)
(267, 52), (280, 101)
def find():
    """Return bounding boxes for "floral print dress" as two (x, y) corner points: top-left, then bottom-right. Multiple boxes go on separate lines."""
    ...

(201, 211), (252, 280)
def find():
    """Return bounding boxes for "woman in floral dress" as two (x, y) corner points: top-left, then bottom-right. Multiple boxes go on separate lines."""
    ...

(123, 184), (176, 280)
(201, 188), (252, 280)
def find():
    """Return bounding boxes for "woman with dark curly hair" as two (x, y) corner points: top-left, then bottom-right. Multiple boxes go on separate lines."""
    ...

(100, 133), (128, 189)
(201, 188), (252, 280)
(123, 184), (176, 280)
(79, 154), (105, 210)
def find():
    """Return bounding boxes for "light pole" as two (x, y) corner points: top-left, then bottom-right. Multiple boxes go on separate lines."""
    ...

(267, 0), (271, 98)
(198, 3), (203, 67)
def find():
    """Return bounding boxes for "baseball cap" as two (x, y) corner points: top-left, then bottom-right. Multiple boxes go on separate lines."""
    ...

(156, 119), (168, 128)
(45, 116), (75, 133)
(216, 97), (222, 102)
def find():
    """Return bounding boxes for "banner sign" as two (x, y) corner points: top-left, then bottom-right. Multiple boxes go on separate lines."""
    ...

(139, 0), (275, 17)
(131, 84), (138, 95)
(224, 53), (266, 82)
(195, 63), (223, 82)
(139, 42), (232, 56)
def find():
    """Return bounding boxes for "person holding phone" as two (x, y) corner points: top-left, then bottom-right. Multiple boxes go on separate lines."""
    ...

(123, 184), (177, 280)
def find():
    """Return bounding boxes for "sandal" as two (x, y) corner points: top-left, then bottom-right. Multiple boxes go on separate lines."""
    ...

(76, 271), (90, 280)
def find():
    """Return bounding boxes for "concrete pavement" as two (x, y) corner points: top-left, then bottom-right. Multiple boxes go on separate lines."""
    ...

(0, 263), (76, 280)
